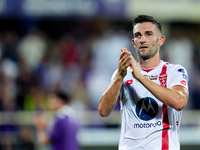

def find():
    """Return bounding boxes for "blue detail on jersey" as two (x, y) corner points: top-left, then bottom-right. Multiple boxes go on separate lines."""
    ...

(136, 97), (158, 121)
(178, 68), (185, 73)
(182, 74), (188, 80)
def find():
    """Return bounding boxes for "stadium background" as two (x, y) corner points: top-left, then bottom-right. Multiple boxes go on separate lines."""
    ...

(0, 0), (200, 149)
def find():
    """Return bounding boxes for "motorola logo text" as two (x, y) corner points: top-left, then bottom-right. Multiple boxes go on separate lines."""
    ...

(134, 121), (161, 128)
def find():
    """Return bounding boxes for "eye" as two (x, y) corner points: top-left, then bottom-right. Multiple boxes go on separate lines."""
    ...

(135, 33), (141, 38)
(146, 31), (153, 37)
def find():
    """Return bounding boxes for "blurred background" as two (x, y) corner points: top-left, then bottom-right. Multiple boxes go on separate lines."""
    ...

(0, 0), (200, 150)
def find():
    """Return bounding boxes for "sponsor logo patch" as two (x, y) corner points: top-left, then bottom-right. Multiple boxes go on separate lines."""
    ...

(136, 97), (159, 121)
(145, 75), (158, 80)
(125, 79), (133, 85)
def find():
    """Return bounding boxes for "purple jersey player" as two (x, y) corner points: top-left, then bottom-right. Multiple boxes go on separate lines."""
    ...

(34, 91), (79, 150)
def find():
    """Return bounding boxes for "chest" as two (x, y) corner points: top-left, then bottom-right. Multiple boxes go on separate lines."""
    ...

(121, 67), (169, 107)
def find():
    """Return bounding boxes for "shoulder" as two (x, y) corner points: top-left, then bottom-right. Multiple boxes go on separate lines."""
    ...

(160, 60), (187, 74)
(54, 115), (78, 129)
(166, 62), (188, 75)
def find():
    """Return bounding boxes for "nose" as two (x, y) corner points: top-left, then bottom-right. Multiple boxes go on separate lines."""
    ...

(140, 35), (146, 44)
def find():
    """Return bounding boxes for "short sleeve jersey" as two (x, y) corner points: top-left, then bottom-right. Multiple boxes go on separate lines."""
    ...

(111, 60), (188, 150)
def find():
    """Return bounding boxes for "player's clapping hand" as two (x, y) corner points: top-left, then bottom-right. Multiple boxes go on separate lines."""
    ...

(118, 47), (131, 78)
(120, 48), (143, 80)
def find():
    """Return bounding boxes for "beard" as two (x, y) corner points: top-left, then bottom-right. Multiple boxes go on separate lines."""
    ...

(137, 47), (158, 60)
(137, 39), (159, 60)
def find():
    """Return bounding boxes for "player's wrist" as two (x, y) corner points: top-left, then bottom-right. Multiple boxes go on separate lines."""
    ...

(115, 72), (125, 81)
(136, 74), (146, 82)
(116, 70), (126, 78)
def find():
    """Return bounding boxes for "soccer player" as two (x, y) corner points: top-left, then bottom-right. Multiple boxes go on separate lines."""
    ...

(34, 91), (79, 150)
(98, 15), (189, 150)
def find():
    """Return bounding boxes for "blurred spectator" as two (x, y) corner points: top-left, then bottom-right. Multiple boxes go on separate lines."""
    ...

(193, 25), (200, 69)
(0, 68), (18, 150)
(191, 25), (200, 109)
(164, 26), (195, 109)
(0, 66), (17, 111)
(191, 71), (200, 109)
(0, 134), (15, 150)
(78, 35), (93, 80)
(0, 84), (15, 111)
(86, 29), (131, 109)
(15, 59), (40, 110)
(17, 125), (35, 150)
(1, 31), (19, 62)
(56, 35), (80, 68)
(91, 29), (131, 72)
(164, 26), (194, 71)
(33, 90), (79, 150)
(23, 85), (46, 111)
(0, 34), (2, 59)
(17, 28), (48, 71)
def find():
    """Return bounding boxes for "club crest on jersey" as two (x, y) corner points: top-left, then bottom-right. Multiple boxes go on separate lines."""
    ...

(159, 74), (167, 87)
(136, 97), (158, 121)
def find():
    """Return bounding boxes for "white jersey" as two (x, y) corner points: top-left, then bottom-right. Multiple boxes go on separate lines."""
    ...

(111, 60), (188, 150)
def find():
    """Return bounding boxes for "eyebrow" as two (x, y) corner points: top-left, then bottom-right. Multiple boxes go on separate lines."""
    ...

(145, 31), (153, 34)
(134, 31), (153, 36)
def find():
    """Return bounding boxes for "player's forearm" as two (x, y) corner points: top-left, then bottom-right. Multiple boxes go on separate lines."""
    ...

(98, 73), (122, 117)
(137, 75), (187, 111)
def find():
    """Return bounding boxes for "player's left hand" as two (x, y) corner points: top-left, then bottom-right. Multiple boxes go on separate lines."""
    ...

(122, 48), (143, 80)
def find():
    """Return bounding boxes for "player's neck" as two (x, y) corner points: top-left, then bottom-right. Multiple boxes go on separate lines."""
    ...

(138, 54), (161, 69)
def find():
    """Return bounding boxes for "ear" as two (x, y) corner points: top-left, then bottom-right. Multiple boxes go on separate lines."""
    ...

(158, 35), (165, 47)
(132, 39), (135, 46)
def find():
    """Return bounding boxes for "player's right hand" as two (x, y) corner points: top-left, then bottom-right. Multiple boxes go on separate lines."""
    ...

(118, 47), (131, 78)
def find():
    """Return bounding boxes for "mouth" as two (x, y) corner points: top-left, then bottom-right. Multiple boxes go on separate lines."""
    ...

(139, 45), (148, 50)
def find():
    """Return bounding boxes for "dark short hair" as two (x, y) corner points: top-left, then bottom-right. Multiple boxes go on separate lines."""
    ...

(54, 91), (69, 103)
(132, 15), (162, 33)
